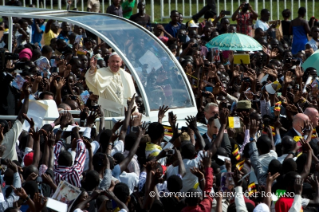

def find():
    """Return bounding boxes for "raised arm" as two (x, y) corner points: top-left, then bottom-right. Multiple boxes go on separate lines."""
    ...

(186, 116), (206, 150)
(17, 82), (31, 124)
(299, 139), (312, 180)
(210, 108), (229, 155)
(175, 147), (186, 177)
(32, 130), (41, 167)
(119, 94), (136, 141)
(232, 3), (244, 21)
(119, 123), (147, 172)
(71, 127), (87, 175)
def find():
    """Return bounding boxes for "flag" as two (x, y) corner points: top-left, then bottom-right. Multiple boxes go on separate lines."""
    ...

(232, 144), (241, 161)
(163, 125), (173, 137)
(236, 160), (245, 171)
(311, 128), (318, 139)
(248, 182), (257, 197)
(274, 101), (281, 112)
(228, 117), (241, 128)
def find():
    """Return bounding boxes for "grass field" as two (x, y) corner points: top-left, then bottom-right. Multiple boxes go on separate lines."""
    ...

(0, 0), (318, 23)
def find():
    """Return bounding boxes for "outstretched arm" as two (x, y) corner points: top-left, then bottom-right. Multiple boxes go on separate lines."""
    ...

(119, 123), (148, 172)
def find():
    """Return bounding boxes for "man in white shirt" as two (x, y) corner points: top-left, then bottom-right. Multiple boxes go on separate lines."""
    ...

(166, 143), (202, 192)
(118, 171), (139, 194)
(255, 9), (276, 37)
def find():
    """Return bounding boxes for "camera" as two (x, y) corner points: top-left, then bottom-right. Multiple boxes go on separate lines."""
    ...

(0, 49), (19, 72)
(243, 77), (251, 83)
(201, 91), (210, 97)
(71, 95), (77, 100)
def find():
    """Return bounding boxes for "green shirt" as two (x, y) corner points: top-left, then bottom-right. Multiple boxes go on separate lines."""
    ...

(122, 0), (135, 19)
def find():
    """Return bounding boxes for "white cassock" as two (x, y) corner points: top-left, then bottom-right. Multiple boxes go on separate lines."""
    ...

(85, 67), (137, 119)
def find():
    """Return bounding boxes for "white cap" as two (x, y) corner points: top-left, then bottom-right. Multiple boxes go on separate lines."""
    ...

(109, 52), (119, 58)
(188, 20), (198, 28)
(265, 83), (276, 94)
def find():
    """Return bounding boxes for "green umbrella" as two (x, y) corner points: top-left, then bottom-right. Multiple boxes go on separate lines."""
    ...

(302, 50), (319, 75)
(205, 33), (262, 51)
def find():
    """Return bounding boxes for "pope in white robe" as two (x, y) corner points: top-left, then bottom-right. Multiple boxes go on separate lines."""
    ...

(85, 52), (137, 127)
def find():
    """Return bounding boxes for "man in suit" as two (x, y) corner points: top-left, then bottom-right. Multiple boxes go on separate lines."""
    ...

(284, 113), (309, 139)
(198, 102), (219, 125)
(202, 116), (232, 156)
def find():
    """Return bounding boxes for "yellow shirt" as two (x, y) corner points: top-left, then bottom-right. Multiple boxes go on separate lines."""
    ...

(43, 30), (57, 46)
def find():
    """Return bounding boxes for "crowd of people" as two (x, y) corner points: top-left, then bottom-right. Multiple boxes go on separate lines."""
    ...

(0, 0), (319, 211)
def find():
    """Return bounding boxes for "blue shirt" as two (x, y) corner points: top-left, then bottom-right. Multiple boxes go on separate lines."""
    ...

(31, 21), (45, 47)
(164, 22), (181, 38)
(57, 32), (71, 43)
(112, 164), (121, 179)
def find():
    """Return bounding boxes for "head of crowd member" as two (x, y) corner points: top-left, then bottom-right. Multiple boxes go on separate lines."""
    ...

(204, 103), (219, 121)
(18, 18), (29, 31)
(241, 2), (249, 13)
(310, 26), (319, 41)
(61, 22), (70, 33)
(97, 58), (106, 68)
(254, 28), (265, 40)
(114, 183), (130, 206)
(84, 37), (93, 50)
(112, 0), (121, 6)
(181, 143), (197, 160)
(268, 159), (282, 175)
(256, 135), (272, 155)
(19, 48), (32, 62)
(56, 38), (68, 53)
(179, 13), (183, 24)
(73, 189), (90, 210)
(207, 116), (219, 138)
(227, 25), (236, 33)
(148, 122), (164, 145)
(39, 91), (54, 100)
(170, 10), (180, 25)
(260, 9), (270, 22)
(50, 38), (57, 50)
(41, 45), (53, 60)
(304, 107), (319, 127)
(64, 98), (80, 110)
(78, 54), (89, 70)
(282, 9), (291, 20)
(220, 18), (230, 32)
(69, 57), (82, 75)
(50, 21), (59, 34)
(58, 103), (72, 111)
(81, 170), (100, 191)
(73, 25), (83, 35)
(281, 136), (296, 155)
(188, 29), (197, 39)
(31, 49), (41, 61)
(284, 172), (300, 192)
(271, 38), (280, 49)
(298, 7), (306, 18)
(108, 52), (122, 73)
(292, 113), (310, 134)
(58, 150), (73, 168)
(137, 1), (145, 14)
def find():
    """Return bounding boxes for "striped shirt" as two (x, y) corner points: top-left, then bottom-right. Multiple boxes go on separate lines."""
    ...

(53, 139), (86, 187)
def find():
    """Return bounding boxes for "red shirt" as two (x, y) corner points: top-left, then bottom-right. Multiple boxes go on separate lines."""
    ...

(275, 197), (301, 212)
(236, 12), (255, 37)
(181, 167), (213, 212)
